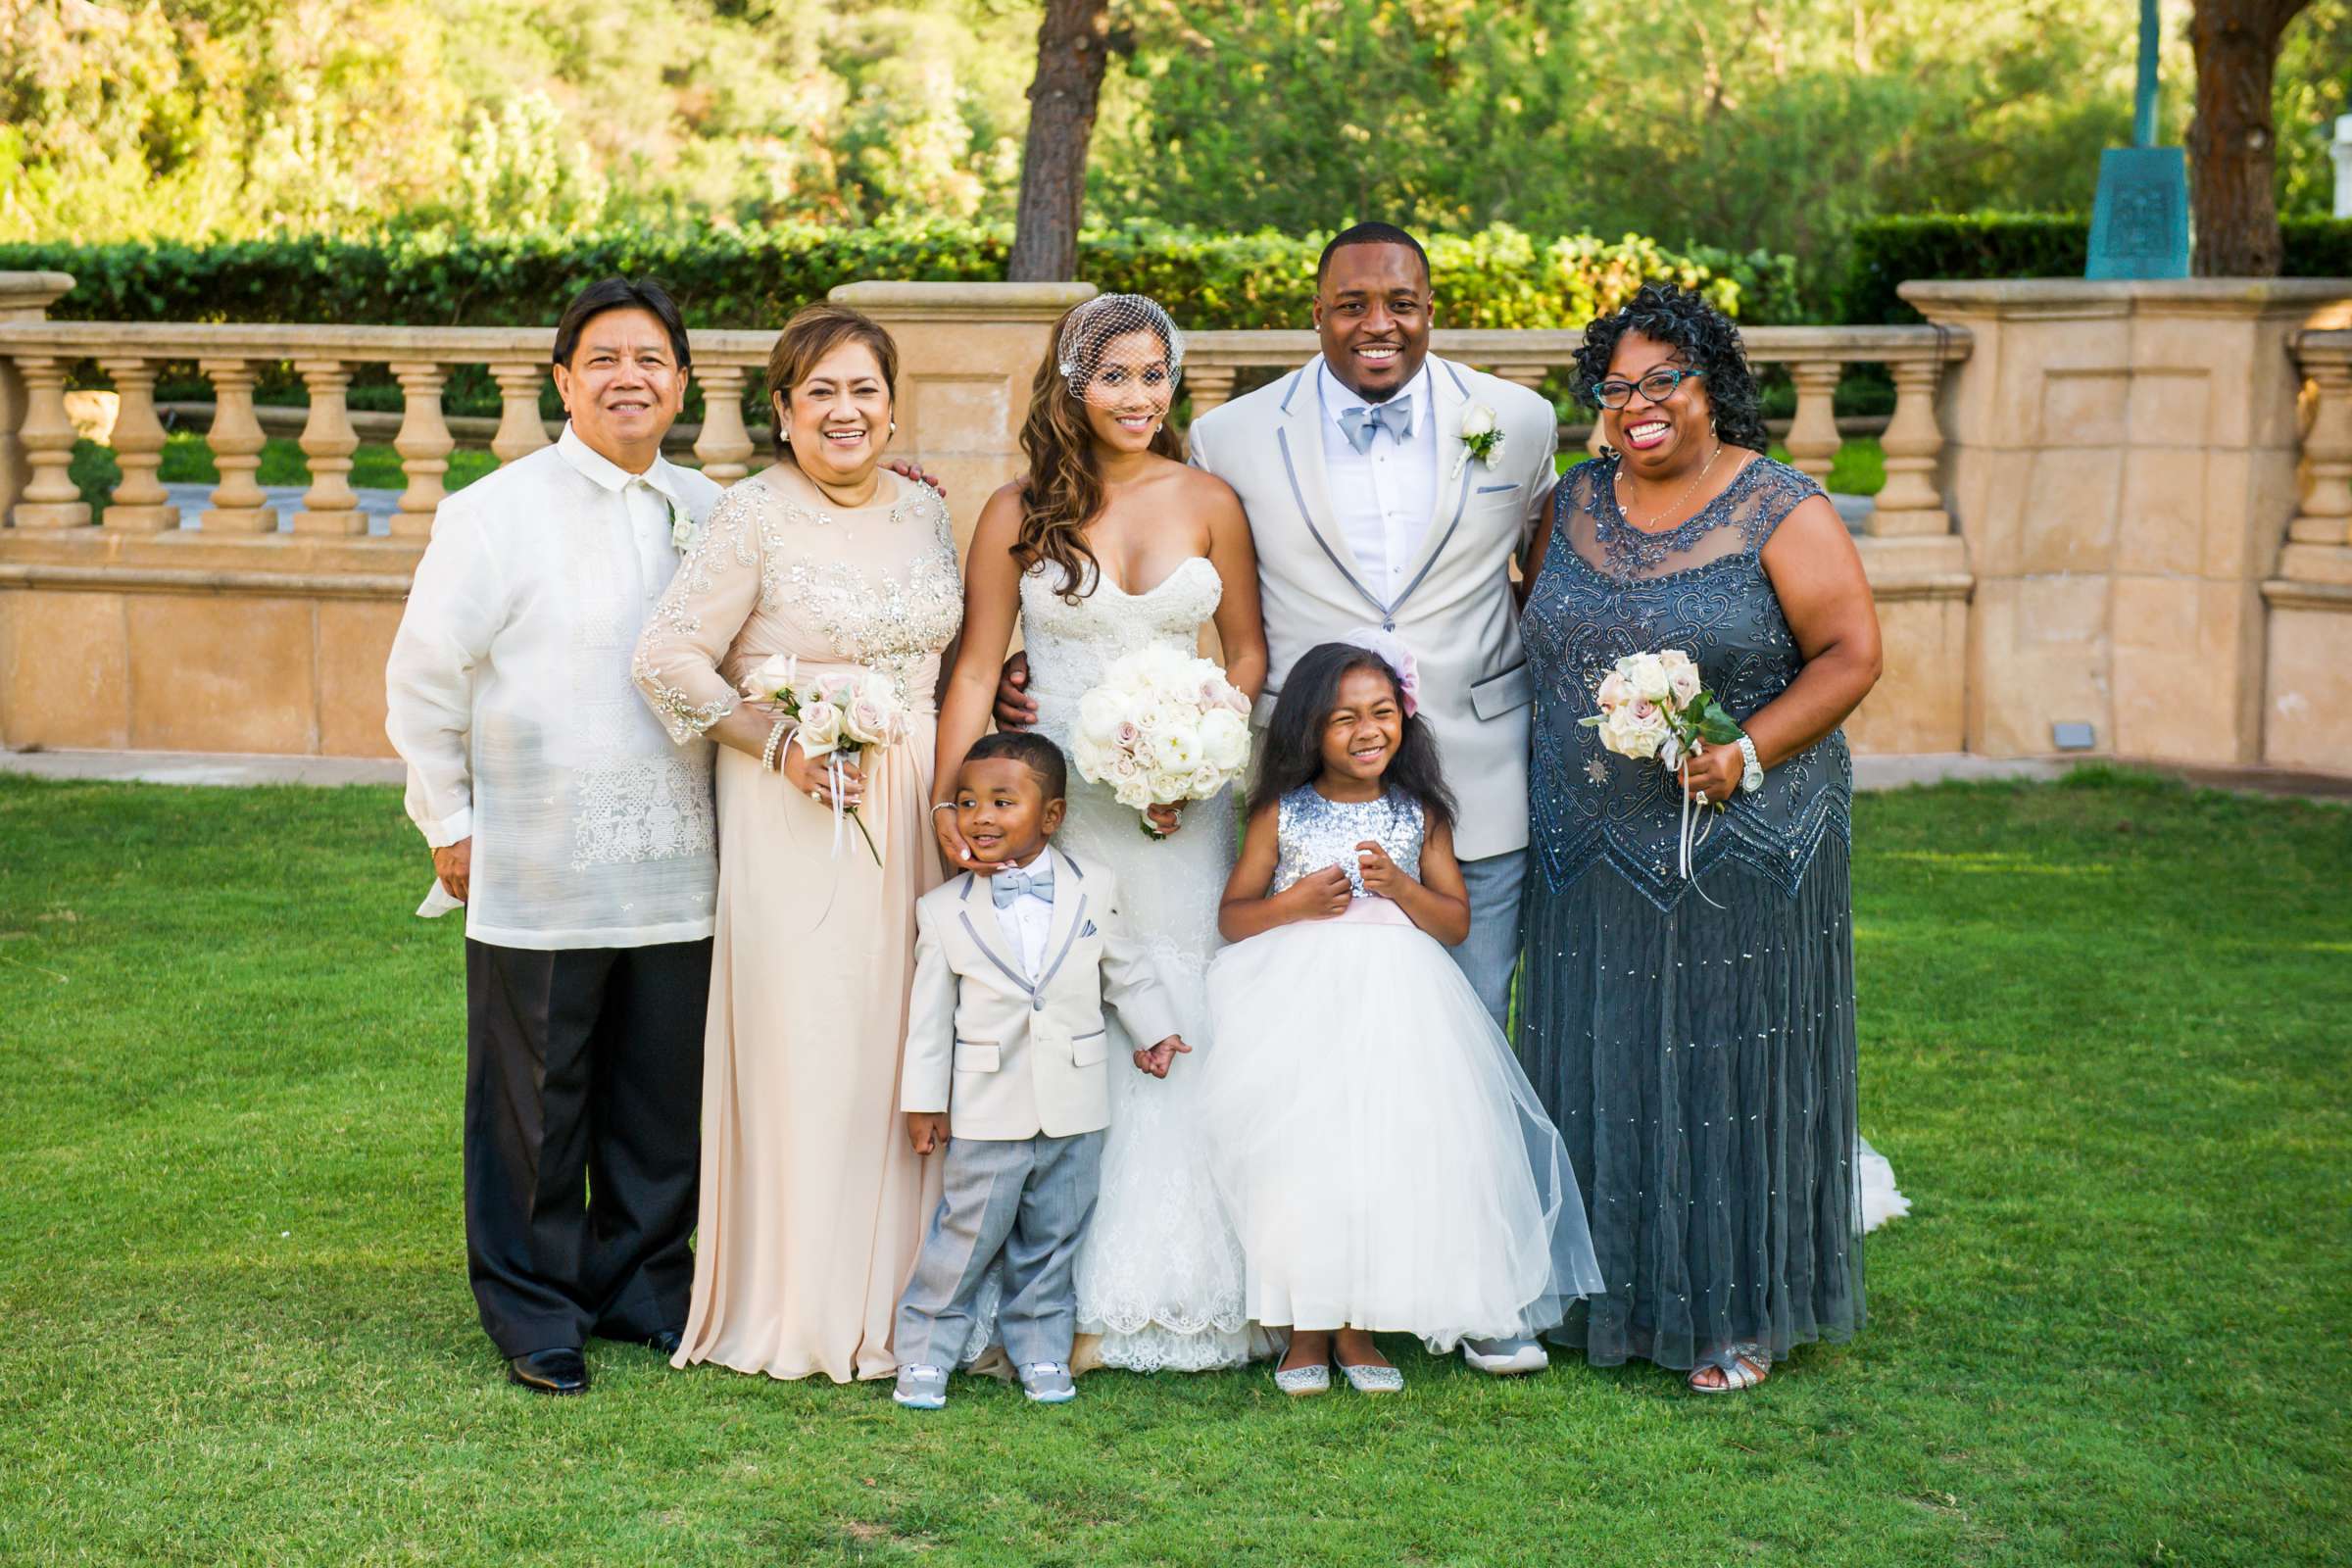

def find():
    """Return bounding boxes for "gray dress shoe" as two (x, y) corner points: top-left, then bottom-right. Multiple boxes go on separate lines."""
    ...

(1018, 1362), (1076, 1403)
(893, 1364), (949, 1410)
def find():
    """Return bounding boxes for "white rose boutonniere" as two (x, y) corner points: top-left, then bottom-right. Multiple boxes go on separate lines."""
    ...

(1453, 400), (1506, 479)
(669, 500), (695, 553)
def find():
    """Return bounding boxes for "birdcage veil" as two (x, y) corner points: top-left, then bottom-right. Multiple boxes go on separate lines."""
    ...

(1055, 293), (1186, 409)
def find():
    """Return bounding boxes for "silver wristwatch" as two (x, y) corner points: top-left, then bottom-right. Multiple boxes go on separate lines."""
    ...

(1736, 732), (1764, 794)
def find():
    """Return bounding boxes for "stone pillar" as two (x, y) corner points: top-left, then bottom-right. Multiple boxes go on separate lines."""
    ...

(692, 363), (757, 484)
(2332, 114), (2352, 220)
(197, 360), (278, 533)
(97, 358), (178, 531)
(11, 356), (91, 528)
(1783, 362), (1843, 483)
(488, 361), (552, 466)
(827, 280), (1097, 553)
(1185, 366), (1237, 419)
(389, 362), (453, 539)
(293, 361), (364, 535)
(1903, 278), (2352, 766)
(0, 271), (75, 525)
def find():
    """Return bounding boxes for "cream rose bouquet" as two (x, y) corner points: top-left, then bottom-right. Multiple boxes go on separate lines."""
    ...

(1582, 648), (1744, 902)
(742, 654), (907, 864)
(1070, 644), (1253, 839)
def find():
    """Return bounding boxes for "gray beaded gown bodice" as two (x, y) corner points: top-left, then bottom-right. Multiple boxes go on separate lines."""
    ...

(1273, 787), (1424, 899)
(1522, 456), (1852, 912)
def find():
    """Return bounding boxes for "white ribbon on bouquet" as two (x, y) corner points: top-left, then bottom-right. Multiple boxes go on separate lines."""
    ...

(1660, 734), (1726, 910)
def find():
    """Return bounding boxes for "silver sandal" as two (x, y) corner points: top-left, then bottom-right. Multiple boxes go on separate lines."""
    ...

(1336, 1359), (1404, 1395)
(1687, 1343), (1771, 1395)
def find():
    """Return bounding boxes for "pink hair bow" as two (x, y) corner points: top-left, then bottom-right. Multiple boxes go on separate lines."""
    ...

(1337, 626), (1421, 717)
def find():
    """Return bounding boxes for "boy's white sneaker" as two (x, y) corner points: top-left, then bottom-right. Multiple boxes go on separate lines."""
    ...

(1462, 1336), (1548, 1376)
(893, 1363), (949, 1410)
(1018, 1362), (1076, 1403)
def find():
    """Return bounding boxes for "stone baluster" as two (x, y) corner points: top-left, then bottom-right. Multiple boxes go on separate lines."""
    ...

(97, 358), (178, 531)
(1494, 365), (1548, 394)
(1865, 354), (1952, 537)
(10, 356), (92, 528)
(489, 360), (552, 466)
(1185, 366), (1238, 420)
(2286, 349), (2352, 547)
(292, 360), (363, 535)
(197, 360), (277, 533)
(693, 363), (757, 483)
(1784, 361), (1844, 483)
(389, 361), (453, 538)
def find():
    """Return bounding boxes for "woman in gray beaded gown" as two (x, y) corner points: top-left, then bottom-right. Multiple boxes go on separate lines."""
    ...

(1517, 286), (1885, 1394)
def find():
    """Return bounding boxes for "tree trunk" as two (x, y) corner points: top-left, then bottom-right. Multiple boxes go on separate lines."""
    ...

(1007, 0), (1111, 282)
(2186, 0), (2312, 276)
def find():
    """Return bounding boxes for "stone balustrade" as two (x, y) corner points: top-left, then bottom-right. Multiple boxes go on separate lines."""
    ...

(8, 271), (2352, 775)
(0, 320), (784, 540)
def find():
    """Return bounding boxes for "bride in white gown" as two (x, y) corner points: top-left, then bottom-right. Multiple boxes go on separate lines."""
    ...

(931, 294), (1274, 1372)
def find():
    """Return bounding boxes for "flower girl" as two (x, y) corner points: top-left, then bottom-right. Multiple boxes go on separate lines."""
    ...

(1200, 638), (1605, 1395)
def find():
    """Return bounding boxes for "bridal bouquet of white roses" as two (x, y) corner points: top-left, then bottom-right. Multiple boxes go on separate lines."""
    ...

(1071, 644), (1253, 839)
(1582, 649), (1744, 902)
(742, 654), (906, 864)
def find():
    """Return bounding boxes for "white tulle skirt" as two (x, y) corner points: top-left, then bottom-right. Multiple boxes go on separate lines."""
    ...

(1200, 904), (1607, 1350)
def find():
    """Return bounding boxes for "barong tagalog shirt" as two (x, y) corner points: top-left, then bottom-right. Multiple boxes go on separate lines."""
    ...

(385, 423), (723, 951)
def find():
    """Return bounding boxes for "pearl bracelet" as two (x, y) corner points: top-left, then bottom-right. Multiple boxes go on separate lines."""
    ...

(761, 718), (792, 773)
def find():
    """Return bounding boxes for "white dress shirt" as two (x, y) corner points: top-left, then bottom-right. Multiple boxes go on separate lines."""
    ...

(385, 423), (723, 951)
(1318, 359), (1440, 597)
(992, 847), (1056, 979)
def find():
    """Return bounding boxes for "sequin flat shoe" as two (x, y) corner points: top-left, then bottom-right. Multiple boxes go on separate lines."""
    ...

(1272, 1360), (1331, 1396)
(1336, 1359), (1403, 1395)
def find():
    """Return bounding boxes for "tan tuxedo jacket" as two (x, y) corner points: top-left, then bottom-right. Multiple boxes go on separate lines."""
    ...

(1188, 355), (1558, 859)
(902, 846), (1180, 1141)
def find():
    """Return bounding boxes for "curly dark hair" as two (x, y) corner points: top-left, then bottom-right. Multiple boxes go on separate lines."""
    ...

(1248, 643), (1456, 831)
(1569, 284), (1771, 455)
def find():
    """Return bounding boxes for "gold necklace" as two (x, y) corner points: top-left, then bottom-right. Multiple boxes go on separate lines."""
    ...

(1617, 441), (1724, 530)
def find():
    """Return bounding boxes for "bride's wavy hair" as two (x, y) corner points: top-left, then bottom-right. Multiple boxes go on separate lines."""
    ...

(1249, 643), (1456, 831)
(1014, 301), (1186, 604)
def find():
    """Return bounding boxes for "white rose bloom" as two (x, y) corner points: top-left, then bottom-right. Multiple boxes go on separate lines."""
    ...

(795, 700), (845, 759)
(1658, 650), (1702, 706)
(1459, 402), (1497, 439)
(1600, 701), (1669, 760)
(1620, 653), (1674, 704)
(742, 653), (797, 701)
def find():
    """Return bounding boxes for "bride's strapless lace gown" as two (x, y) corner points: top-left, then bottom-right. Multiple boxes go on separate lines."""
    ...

(1008, 554), (1266, 1372)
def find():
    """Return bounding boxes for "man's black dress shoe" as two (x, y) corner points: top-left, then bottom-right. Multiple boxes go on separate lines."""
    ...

(641, 1327), (684, 1355)
(507, 1348), (589, 1395)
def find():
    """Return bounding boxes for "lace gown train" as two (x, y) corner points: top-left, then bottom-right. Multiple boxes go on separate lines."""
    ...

(961, 555), (1265, 1373)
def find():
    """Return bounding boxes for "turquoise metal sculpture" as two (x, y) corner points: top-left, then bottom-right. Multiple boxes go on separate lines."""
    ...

(2088, 0), (2191, 279)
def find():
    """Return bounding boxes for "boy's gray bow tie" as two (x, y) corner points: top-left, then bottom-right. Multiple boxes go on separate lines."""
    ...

(1339, 394), (1414, 454)
(991, 865), (1053, 908)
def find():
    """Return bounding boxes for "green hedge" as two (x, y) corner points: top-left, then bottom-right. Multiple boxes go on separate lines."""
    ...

(0, 221), (1801, 333)
(1841, 214), (2352, 324)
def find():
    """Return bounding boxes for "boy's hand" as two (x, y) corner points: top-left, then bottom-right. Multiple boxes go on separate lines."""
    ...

(906, 1112), (951, 1154)
(1133, 1034), (1192, 1078)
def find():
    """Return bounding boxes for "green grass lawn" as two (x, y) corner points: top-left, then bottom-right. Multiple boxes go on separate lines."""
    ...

(0, 769), (2343, 1565)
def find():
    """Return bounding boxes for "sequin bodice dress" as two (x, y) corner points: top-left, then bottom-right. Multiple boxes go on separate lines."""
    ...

(1271, 786), (1423, 899)
(1514, 456), (1866, 1372)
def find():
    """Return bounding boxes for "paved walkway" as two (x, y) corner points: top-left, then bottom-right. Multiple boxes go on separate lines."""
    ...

(7, 747), (2345, 801)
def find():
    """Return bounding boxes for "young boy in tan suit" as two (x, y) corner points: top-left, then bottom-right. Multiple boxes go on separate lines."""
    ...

(893, 732), (1188, 1408)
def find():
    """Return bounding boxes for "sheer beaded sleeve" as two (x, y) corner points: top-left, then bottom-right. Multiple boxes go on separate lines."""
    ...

(633, 485), (760, 745)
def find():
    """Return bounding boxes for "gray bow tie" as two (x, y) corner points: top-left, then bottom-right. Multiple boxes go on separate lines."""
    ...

(992, 865), (1054, 908)
(1339, 395), (1413, 455)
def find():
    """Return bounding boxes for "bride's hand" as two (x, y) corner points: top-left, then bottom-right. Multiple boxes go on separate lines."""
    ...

(1145, 801), (1186, 837)
(780, 739), (862, 808)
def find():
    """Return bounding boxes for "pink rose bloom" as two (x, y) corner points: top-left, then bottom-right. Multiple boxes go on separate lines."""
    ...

(1596, 670), (1632, 710)
(1114, 720), (1142, 748)
(1632, 699), (1657, 722)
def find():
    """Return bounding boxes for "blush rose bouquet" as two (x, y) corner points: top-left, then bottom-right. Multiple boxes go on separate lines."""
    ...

(1070, 644), (1253, 839)
(742, 654), (907, 864)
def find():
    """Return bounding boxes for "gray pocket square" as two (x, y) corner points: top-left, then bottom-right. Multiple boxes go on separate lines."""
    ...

(1081, 920), (1099, 937)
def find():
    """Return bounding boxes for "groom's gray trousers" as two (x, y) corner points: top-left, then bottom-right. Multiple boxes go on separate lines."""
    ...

(1453, 849), (1528, 1033)
(894, 1130), (1104, 1370)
